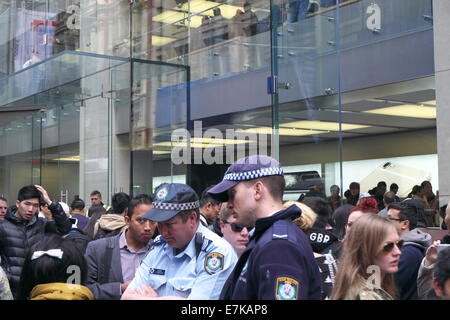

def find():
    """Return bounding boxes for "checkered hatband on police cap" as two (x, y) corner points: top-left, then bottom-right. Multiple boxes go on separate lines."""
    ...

(153, 200), (200, 211)
(224, 167), (284, 181)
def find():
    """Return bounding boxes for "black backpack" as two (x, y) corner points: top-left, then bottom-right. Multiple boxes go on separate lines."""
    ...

(93, 227), (122, 241)
(63, 228), (90, 254)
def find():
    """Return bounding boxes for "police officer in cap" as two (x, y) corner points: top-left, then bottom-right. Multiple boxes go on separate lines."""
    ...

(208, 155), (322, 300)
(121, 183), (237, 300)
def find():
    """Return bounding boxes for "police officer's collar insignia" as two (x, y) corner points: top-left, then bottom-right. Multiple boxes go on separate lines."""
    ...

(240, 261), (248, 276)
(275, 277), (299, 300)
(153, 235), (165, 245)
(204, 252), (224, 274)
(155, 187), (169, 201)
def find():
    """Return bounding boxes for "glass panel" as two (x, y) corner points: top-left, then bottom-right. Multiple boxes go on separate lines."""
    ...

(0, 113), (34, 202)
(340, 0), (437, 226)
(274, 0), (341, 201)
(0, 51), (127, 107)
(0, 2), (11, 78)
(79, 69), (113, 206)
(80, 0), (130, 57)
(111, 61), (131, 196)
(31, 112), (42, 186)
(0, 51), (129, 207)
(130, 0), (275, 194)
(131, 60), (189, 197)
(0, 0), (81, 75)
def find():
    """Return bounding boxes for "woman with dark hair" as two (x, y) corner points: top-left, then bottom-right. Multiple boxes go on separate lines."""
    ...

(301, 196), (341, 256)
(70, 198), (89, 231)
(284, 201), (339, 300)
(18, 236), (93, 300)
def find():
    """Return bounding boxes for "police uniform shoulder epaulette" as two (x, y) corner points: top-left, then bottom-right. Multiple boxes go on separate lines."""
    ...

(201, 238), (212, 252)
(257, 220), (300, 248)
(271, 220), (289, 240)
(153, 235), (166, 245)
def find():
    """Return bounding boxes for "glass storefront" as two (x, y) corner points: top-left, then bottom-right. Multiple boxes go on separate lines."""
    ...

(0, 0), (438, 225)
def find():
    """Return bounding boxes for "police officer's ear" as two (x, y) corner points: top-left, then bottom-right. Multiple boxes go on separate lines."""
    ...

(253, 180), (264, 200)
(189, 210), (198, 223)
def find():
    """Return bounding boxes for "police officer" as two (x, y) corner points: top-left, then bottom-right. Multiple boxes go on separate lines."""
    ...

(208, 155), (322, 300)
(121, 183), (237, 300)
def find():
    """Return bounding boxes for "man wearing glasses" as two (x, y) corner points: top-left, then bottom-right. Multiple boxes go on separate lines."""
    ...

(387, 202), (432, 300)
(0, 184), (72, 299)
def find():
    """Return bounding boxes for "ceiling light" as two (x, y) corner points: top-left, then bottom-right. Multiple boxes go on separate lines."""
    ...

(51, 155), (80, 162)
(153, 10), (190, 24)
(421, 100), (436, 106)
(364, 104), (436, 119)
(155, 141), (223, 148)
(174, 0), (219, 14)
(154, 136), (255, 149)
(152, 150), (172, 155)
(155, 1), (243, 28)
(190, 137), (252, 145)
(152, 35), (177, 46)
(237, 127), (326, 136)
(174, 0), (243, 19)
(282, 120), (370, 131)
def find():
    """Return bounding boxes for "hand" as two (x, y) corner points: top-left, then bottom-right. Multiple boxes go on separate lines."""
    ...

(135, 284), (158, 298)
(35, 185), (51, 205)
(120, 281), (131, 293)
(424, 240), (440, 267)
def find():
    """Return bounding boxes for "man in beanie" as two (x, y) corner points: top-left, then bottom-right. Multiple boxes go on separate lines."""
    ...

(208, 155), (322, 300)
(121, 183), (237, 300)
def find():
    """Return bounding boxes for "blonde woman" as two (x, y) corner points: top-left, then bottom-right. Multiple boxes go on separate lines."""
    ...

(331, 214), (402, 300)
(284, 201), (338, 300)
(284, 201), (317, 232)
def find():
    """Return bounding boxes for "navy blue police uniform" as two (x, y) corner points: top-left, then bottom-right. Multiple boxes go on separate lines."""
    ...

(208, 154), (323, 300)
(220, 204), (322, 300)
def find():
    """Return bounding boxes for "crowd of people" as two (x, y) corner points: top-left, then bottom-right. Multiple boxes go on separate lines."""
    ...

(0, 154), (449, 301)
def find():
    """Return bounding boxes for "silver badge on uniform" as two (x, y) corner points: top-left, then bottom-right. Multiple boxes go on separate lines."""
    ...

(204, 252), (224, 274)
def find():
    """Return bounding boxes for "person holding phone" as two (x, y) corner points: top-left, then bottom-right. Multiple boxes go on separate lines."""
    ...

(417, 201), (450, 299)
(417, 241), (450, 299)
(0, 185), (72, 299)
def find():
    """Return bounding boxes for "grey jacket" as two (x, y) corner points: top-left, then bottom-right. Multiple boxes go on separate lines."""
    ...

(417, 257), (434, 299)
(85, 234), (124, 300)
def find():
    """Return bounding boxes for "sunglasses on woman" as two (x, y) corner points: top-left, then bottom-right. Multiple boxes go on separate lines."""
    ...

(383, 239), (404, 253)
(223, 221), (252, 233)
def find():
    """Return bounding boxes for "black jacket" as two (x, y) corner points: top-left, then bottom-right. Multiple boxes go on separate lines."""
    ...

(220, 205), (322, 300)
(395, 229), (432, 300)
(0, 202), (72, 298)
